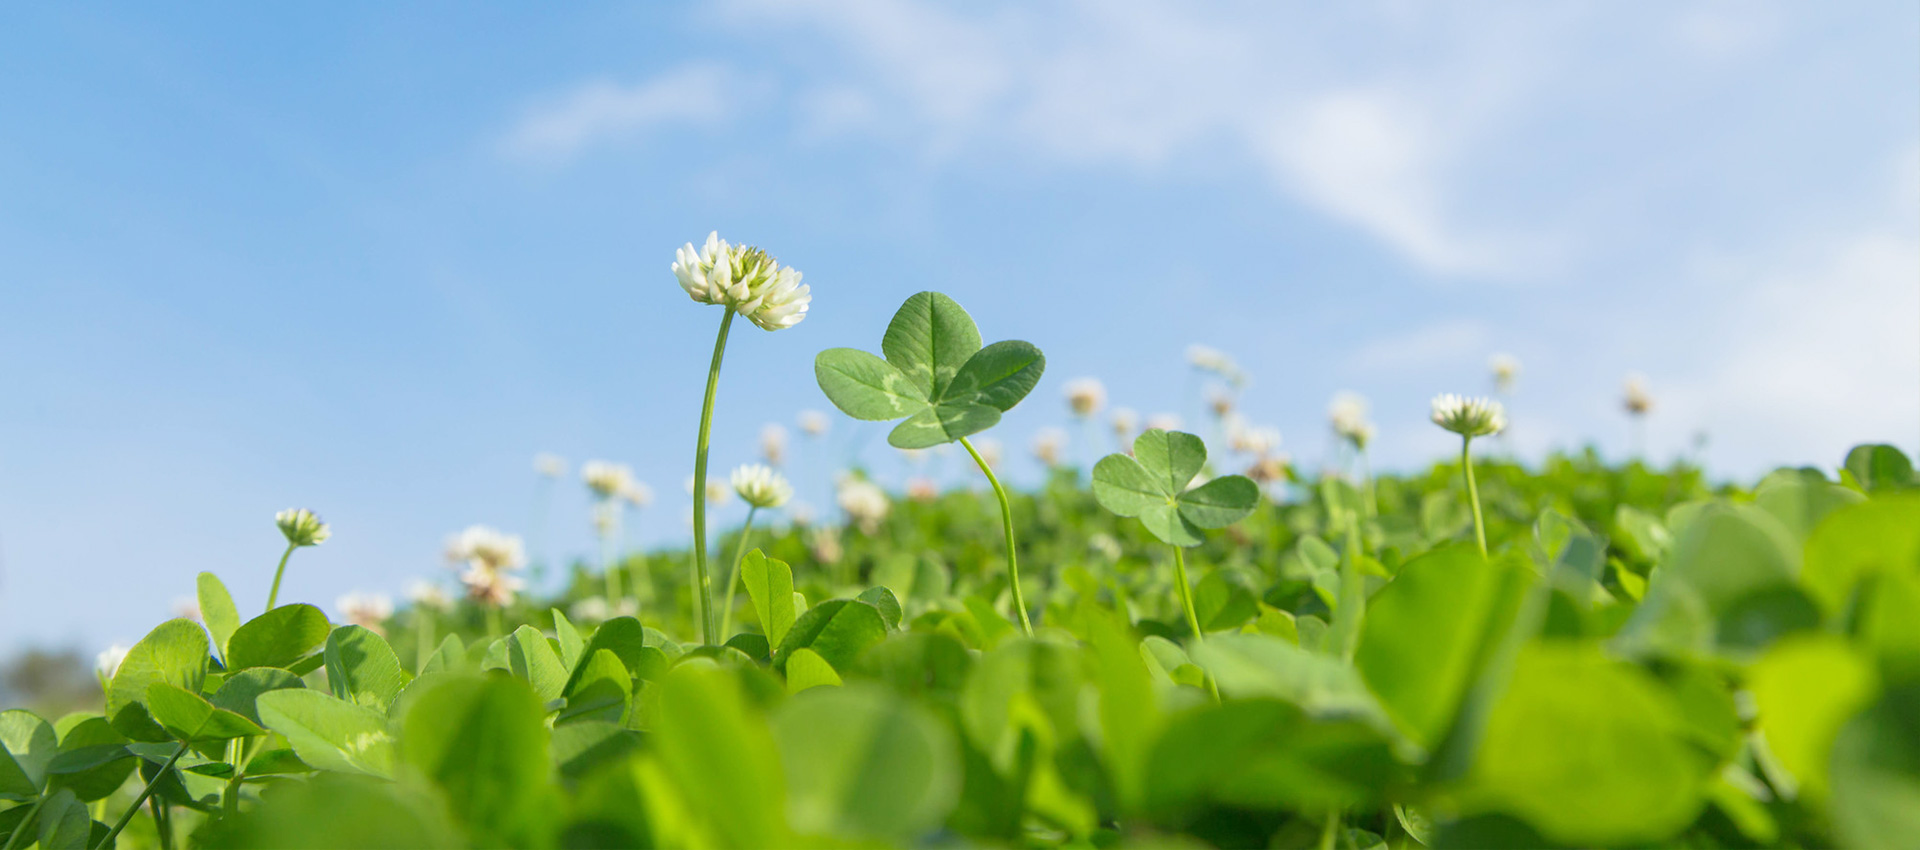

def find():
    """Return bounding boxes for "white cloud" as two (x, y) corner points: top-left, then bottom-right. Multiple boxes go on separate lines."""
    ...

(502, 65), (734, 160)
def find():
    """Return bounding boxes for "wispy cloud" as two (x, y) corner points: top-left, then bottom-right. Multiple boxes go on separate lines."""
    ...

(1348, 319), (1490, 373)
(502, 64), (734, 161)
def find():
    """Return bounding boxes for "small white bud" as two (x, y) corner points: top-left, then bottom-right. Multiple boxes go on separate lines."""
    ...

(275, 509), (330, 547)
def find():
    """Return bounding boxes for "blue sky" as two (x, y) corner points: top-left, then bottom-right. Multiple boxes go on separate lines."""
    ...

(2, 1), (1915, 651)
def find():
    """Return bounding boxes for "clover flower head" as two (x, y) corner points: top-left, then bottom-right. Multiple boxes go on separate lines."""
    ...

(1490, 354), (1521, 393)
(533, 452), (568, 479)
(1063, 377), (1106, 418)
(1246, 453), (1292, 485)
(1232, 424), (1282, 458)
(1431, 394), (1507, 438)
(1145, 413), (1184, 433)
(731, 463), (793, 509)
(1032, 427), (1068, 466)
(686, 475), (734, 507)
(174, 597), (201, 622)
(798, 409), (831, 437)
(1186, 344), (1231, 373)
(336, 592), (395, 635)
(760, 423), (790, 466)
(1209, 390), (1235, 419)
(1623, 373), (1654, 416)
(836, 478), (891, 534)
(671, 232), (811, 330)
(571, 596), (610, 623)
(809, 526), (844, 564)
(1111, 407), (1140, 438)
(276, 508), (330, 547)
(623, 481), (654, 509)
(460, 564), (525, 608)
(582, 460), (635, 500)
(444, 525), (525, 573)
(907, 477), (938, 502)
(406, 580), (454, 612)
(96, 644), (130, 680)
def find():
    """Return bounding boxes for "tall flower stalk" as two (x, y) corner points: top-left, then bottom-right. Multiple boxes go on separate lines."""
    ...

(962, 437), (1032, 636)
(674, 232), (810, 645)
(1431, 394), (1506, 557)
(719, 464), (790, 638)
(265, 509), (329, 613)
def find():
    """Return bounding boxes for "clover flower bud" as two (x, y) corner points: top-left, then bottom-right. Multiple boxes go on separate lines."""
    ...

(444, 525), (525, 573)
(798, 410), (831, 437)
(571, 596), (611, 623)
(96, 644), (130, 680)
(1430, 394), (1507, 438)
(809, 526), (844, 564)
(336, 592), (395, 635)
(460, 564), (525, 608)
(1489, 354), (1520, 394)
(276, 508), (330, 547)
(836, 478), (891, 534)
(1145, 413), (1183, 433)
(407, 580), (454, 613)
(1063, 378), (1106, 418)
(533, 453), (568, 479)
(1623, 373), (1654, 417)
(582, 460), (635, 500)
(731, 463), (793, 509)
(1209, 390), (1235, 419)
(1032, 428), (1068, 467)
(1111, 407), (1139, 439)
(1232, 424), (1282, 457)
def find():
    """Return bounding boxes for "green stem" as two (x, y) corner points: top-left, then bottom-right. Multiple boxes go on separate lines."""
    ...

(601, 508), (624, 607)
(962, 437), (1032, 636)
(1317, 809), (1341, 850)
(415, 608), (434, 675)
(264, 542), (296, 613)
(690, 309), (736, 646)
(718, 507), (759, 641)
(151, 795), (171, 850)
(93, 743), (186, 850)
(2, 793), (45, 850)
(1172, 546), (1222, 702)
(1360, 448), (1376, 519)
(484, 606), (502, 640)
(1462, 436), (1487, 557)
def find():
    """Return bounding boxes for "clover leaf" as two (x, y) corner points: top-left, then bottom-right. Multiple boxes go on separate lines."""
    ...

(815, 291), (1045, 449)
(1092, 429), (1260, 547)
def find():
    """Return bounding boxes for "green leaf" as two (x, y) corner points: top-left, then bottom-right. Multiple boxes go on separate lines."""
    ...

(200, 772), (459, 849)
(1801, 494), (1920, 615)
(398, 675), (555, 846)
(653, 663), (789, 848)
(227, 604), (331, 671)
(741, 549), (797, 648)
(144, 683), (266, 742)
(881, 291), (981, 399)
(507, 625), (569, 704)
(1617, 502), (1802, 657)
(1192, 634), (1390, 724)
(855, 586), (903, 630)
(197, 572), (242, 664)
(815, 348), (923, 420)
(208, 669), (303, 728)
(46, 717), (135, 802)
(1845, 443), (1915, 493)
(784, 648), (842, 693)
(1143, 699), (1400, 816)
(563, 616), (668, 694)
(420, 633), (468, 675)
(0, 710), (55, 798)
(1830, 681), (1920, 850)
(558, 649), (631, 726)
(550, 720), (641, 780)
(325, 626), (410, 712)
(1753, 468), (1865, 541)
(1459, 642), (1711, 846)
(256, 688), (395, 778)
(1750, 634), (1878, 802)
(35, 788), (90, 850)
(106, 619), (211, 742)
(1092, 430), (1259, 547)
(551, 608), (585, 671)
(946, 340), (1045, 412)
(887, 401), (1001, 449)
(1356, 545), (1531, 749)
(773, 684), (960, 844)
(775, 599), (889, 672)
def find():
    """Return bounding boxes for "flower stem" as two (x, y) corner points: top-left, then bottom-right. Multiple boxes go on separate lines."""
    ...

(415, 608), (435, 674)
(1172, 545), (1221, 702)
(690, 309), (736, 646)
(484, 606), (502, 640)
(961, 436), (1032, 636)
(93, 743), (186, 850)
(1317, 809), (1341, 850)
(718, 507), (759, 641)
(264, 542), (296, 613)
(1462, 436), (1487, 557)
(600, 509), (623, 608)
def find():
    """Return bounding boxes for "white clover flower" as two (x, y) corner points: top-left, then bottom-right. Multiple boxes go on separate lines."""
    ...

(571, 596), (611, 623)
(1145, 413), (1183, 433)
(1208, 390), (1235, 419)
(174, 597), (201, 622)
(460, 564), (525, 608)
(1063, 378), (1106, 418)
(1246, 453), (1292, 485)
(809, 525), (844, 564)
(1623, 373), (1654, 416)
(731, 463), (793, 509)
(336, 592), (395, 635)
(591, 501), (620, 536)
(1032, 428), (1067, 467)
(444, 525), (525, 573)
(533, 453), (568, 479)
(797, 410), (831, 438)
(1431, 394), (1507, 438)
(1328, 392), (1376, 449)
(406, 580), (454, 613)
(1490, 354), (1521, 394)
(275, 509), (330, 547)
(670, 231), (811, 330)
(685, 475), (734, 508)
(1232, 424), (1282, 458)
(907, 477), (938, 502)
(1111, 407), (1139, 439)
(836, 478), (891, 534)
(1186, 344), (1231, 373)
(761, 423), (789, 467)
(96, 644), (130, 680)
(622, 481), (654, 508)
(582, 460), (635, 501)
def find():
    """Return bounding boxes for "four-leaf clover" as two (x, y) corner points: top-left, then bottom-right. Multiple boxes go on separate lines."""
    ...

(1093, 430), (1260, 546)
(814, 292), (1046, 449)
